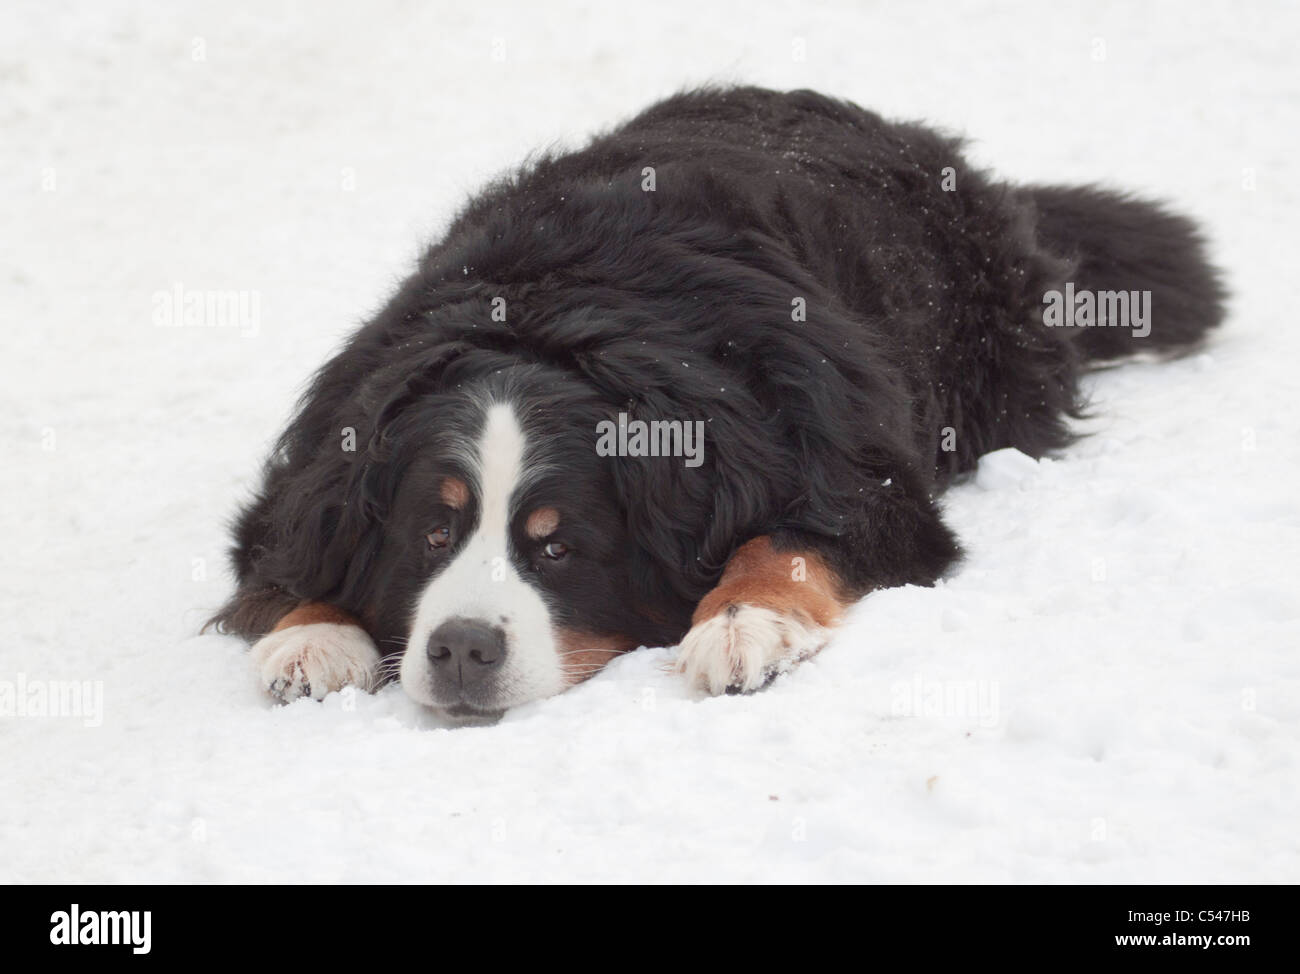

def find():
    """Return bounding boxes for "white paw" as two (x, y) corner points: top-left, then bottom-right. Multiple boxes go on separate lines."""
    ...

(250, 623), (380, 702)
(674, 604), (829, 695)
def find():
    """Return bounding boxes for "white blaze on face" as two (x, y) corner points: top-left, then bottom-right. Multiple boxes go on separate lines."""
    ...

(400, 402), (563, 711)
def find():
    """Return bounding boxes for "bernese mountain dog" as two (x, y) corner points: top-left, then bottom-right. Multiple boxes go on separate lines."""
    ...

(210, 87), (1225, 724)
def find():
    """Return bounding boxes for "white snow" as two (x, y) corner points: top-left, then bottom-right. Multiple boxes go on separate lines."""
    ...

(2, 0), (1297, 883)
(974, 447), (1042, 491)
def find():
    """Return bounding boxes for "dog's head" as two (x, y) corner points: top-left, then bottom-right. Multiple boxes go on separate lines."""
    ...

(381, 387), (674, 721)
(330, 353), (731, 724)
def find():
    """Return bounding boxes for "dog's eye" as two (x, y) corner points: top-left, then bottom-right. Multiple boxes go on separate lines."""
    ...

(542, 541), (570, 561)
(426, 526), (452, 550)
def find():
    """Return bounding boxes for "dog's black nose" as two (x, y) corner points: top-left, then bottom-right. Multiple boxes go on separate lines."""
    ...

(426, 618), (507, 686)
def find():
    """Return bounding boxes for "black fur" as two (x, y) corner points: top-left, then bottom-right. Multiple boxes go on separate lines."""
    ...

(211, 86), (1226, 657)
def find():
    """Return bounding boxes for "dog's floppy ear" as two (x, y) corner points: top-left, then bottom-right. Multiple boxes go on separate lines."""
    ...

(242, 445), (371, 607)
(359, 341), (474, 452)
(245, 341), (474, 607)
(348, 340), (474, 515)
(570, 337), (783, 606)
(602, 382), (792, 611)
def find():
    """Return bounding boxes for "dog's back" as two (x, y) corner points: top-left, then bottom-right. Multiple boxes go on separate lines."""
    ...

(443, 86), (1225, 483)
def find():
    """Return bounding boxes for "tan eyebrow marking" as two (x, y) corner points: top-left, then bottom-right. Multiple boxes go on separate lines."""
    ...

(440, 476), (469, 509)
(525, 506), (560, 540)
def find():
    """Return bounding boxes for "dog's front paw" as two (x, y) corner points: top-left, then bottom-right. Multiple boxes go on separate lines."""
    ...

(250, 623), (380, 702)
(674, 604), (829, 695)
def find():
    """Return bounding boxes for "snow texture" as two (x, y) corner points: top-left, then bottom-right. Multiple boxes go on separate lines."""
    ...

(2, 0), (1297, 883)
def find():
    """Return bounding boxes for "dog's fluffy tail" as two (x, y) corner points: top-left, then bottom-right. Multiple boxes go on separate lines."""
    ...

(1026, 185), (1227, 362)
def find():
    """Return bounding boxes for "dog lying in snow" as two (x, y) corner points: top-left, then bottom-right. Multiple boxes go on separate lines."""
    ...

(210, 87), (1224, 723)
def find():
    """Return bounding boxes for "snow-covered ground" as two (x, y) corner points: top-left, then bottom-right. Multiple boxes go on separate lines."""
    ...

(3, 0), (1297, 883)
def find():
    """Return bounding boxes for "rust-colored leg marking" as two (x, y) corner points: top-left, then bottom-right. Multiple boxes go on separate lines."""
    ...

(271, 602), (361, 633)
(692, 537), (849, 628)
(678, 536), (851, 694)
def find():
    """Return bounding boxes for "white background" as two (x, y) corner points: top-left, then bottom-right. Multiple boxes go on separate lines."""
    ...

(2, 0), (1297, 882)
